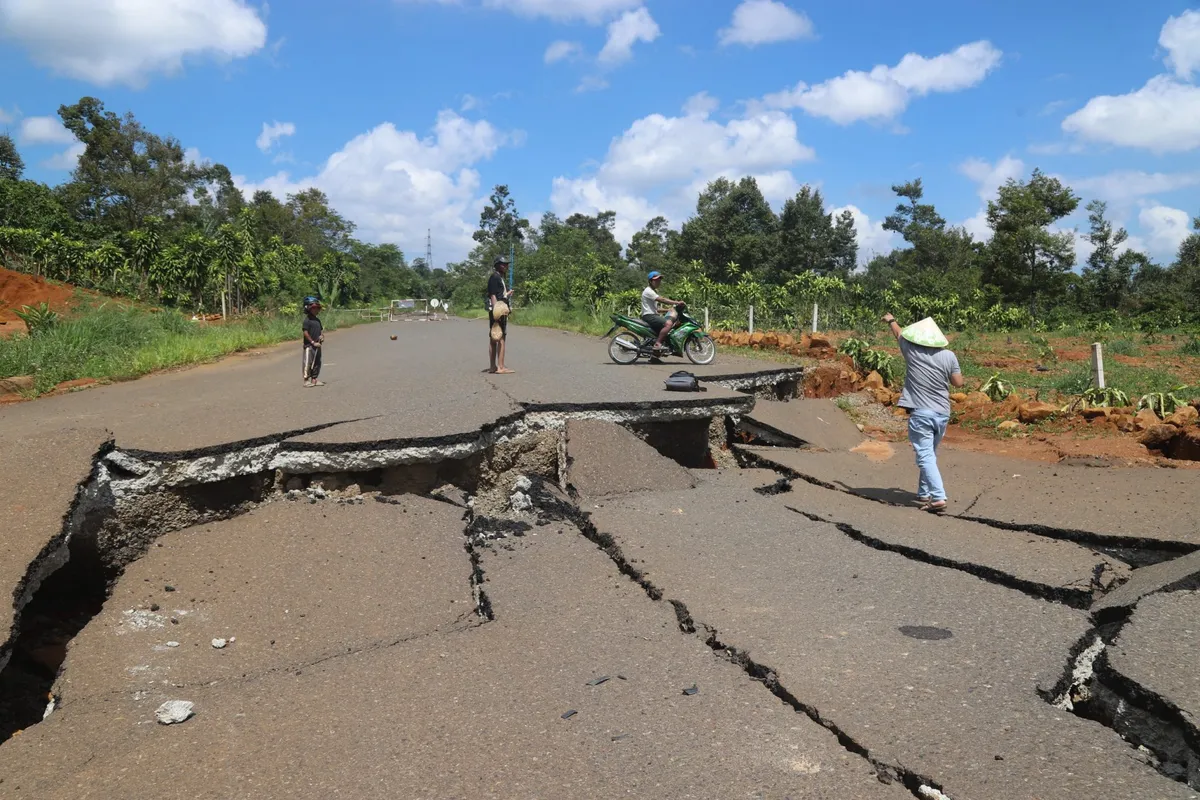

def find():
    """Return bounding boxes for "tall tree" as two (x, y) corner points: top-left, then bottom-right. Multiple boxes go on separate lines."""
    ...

(1081, 200), (1139, 311)
(473, 184), (530, 248)
(677, 177), (779, 281)
(872, 179), (980, 296)
(983, 169), (1079, 317)
(0, 133), (24, 182)
(564, 210), (622, 264)
(626, 216), (675, 275)
(57, 96), (210, 232)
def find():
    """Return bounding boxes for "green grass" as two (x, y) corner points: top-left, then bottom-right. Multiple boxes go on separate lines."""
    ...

(1106, 338), (1140, 356)
(956, 353), (1183, 401)
(0, 305), (369, 395)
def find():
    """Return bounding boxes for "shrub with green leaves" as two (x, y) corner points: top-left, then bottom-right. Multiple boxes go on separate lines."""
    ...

(1080, 386), (1129, 408)
(979, 372), (1013, 402)
(838, 337), (897, 386)
(1106, 338), (1139, 357)
(1180, 336), (1200, 357)
(1137, 386), (1189, 418)
(13, 303), (59, 336)
(1027, 335), (1057, 365)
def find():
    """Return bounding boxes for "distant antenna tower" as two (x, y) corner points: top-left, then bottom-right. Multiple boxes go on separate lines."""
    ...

(425, 229), (433, 270)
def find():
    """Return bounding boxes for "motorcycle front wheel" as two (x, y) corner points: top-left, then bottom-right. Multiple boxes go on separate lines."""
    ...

(609, 331), (642, 365)
(684, 334), (717, 365)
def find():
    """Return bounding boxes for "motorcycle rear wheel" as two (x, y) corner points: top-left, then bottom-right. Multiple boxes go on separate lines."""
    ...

(609, 331), (642, 365)
(684, 334), (717, 365)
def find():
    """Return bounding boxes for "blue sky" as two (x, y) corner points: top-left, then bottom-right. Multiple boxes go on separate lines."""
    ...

(2, 0), (1199, 268)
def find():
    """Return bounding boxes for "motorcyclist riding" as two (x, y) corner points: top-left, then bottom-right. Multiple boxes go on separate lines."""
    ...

(640, 271), (685, 355)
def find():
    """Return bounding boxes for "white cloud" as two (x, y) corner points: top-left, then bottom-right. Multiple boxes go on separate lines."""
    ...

(764, 40), (1002, 124)
(256, 121), (295, 153)
(830, 204), (896, 265)
(236, 110), (516, 265)
(17, 115), (75, 145)
(1138, 204), (1192, 256)
(482, 0), (640, 24)
(1070, 170), (1200, 204)
(957, 155), (1027, 242)
(550, 95), (816, 243)
(0, 0), (267, 86)
(1161, 9), (1200, 79)
(598, 6), (659, 65)
(719, 0), (814, 47)
(460, 94), (481, 111)
(575, 75), (610, 93)
(42, 141), (85, 170)
(959, 154), (1025, 201)
(544, 39), (583, 64)
(0, 106), (15, 125)
(1062, 75), (1200, 153)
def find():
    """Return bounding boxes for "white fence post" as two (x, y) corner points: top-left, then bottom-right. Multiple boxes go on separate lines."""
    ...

(704, 307), (709, 330)
(811, 302), (819, 333)
(748, 305), (754, 334)
(1092, 343), (1106, 389)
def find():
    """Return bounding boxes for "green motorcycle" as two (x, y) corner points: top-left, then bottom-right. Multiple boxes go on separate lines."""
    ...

(603, 304), (717, 365)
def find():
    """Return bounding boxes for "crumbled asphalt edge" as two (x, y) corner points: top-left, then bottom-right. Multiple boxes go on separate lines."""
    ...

(525, 477), (953, 799)
(1040, 603), (1200, 789)
(735, 444), (1195, 566)
(462, 515), (534, 622)
(1, 437), (115, 676)
(728, 415), (809, 448)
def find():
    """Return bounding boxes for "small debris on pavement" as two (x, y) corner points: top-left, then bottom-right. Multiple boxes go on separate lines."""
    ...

(898, 625), (953, 641)
(561, 710), (578, 720)
(586, 676), (611, 686)
(166, 641), (180, 648)
(164, 585), (175, 592)
(682, 685), (699, 696)
(611, 734), (631, 742)
(149, 603), (160, 611)
(155, 700), (194, 725)
(211, 638), (228, 649)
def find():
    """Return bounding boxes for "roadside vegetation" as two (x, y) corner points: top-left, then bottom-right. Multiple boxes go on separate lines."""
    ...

(1, 298), (364, 395)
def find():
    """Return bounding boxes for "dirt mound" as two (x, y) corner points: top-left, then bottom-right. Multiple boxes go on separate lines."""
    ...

(804, 362), (860, 398)
(0, 268), (77, 322)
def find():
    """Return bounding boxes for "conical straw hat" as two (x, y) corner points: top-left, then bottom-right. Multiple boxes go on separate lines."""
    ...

(900, 317), (949, 348)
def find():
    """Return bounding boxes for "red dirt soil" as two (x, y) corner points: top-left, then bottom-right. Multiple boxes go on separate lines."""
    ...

(0, 267), (78, 322)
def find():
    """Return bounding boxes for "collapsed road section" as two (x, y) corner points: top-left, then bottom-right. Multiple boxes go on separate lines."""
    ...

(3, 368), (1199, 798)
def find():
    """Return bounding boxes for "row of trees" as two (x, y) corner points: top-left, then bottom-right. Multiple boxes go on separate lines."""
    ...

(4, 96), (1199, 330)
(438, 171), (1200, 331)
(0, 97), (446, 314)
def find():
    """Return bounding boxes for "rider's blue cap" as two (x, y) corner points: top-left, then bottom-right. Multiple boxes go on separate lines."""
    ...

(648, 271), (662, 280)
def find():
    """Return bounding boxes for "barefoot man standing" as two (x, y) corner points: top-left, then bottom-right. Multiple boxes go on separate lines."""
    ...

(488, 255), (514, 375)
(882, 314), (966, 513)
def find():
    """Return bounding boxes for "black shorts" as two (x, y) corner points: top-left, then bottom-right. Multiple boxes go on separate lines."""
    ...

(641, 314), (666, 333)
(489, 311), (508, 339)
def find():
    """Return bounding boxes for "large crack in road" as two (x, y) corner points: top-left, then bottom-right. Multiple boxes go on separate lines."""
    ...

(3, 383), (1199, 797)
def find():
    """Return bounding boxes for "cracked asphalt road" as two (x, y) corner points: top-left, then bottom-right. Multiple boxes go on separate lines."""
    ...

(2, 319), (1200, 798)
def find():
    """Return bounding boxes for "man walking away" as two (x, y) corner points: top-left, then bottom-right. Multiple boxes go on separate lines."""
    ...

(641, 271), (685, 355)
(882, 314), (965, 513)
(488, 255), (514, 374)
(302, 296), (325, 387)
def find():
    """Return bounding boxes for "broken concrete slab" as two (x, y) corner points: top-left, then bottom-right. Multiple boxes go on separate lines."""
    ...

(587, 482), (1195, 799)
(0, 504), (907, 799)
(1099, 590), (1200, 787)
(565, 419), (695, 498)
(737, 398), (863, 451)
(51, 495), (473, 701)
(739, 445), (1200, 549)
(0, 428), (110, 670)
(754, 474), (1129, 607)
(1093, 550), (1200, 618)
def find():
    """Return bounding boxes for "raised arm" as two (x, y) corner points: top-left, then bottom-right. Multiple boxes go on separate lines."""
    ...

(881, 313), (902, 341)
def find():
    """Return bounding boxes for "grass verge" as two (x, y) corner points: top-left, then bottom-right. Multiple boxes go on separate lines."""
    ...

(0, 305), (371, 395)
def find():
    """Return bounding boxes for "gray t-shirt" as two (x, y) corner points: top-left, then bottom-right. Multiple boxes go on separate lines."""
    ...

(896, 338), (961, 416)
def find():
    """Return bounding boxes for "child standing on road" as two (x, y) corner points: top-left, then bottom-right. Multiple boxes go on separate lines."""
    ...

(882, 314), (965, 513)
(302, 296), (325, 387)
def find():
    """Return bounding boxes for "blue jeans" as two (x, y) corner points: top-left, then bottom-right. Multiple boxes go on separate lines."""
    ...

(908, 409), (949, 502)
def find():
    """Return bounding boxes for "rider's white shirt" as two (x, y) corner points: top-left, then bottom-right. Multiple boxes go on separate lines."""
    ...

(641, 286), (661, 317)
